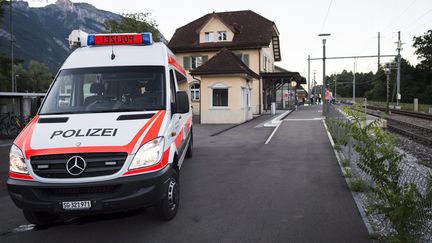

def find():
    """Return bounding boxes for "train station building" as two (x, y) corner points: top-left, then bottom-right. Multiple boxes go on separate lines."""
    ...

(168, 10), (305, 124)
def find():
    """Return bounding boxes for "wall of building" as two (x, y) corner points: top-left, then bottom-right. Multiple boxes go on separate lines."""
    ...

(176, 52), (217, 116)
(199, 17), (234, 43)
(173, 41), (279, 117)
(200, 76), (253, 124)
(261, 42), (275, 72)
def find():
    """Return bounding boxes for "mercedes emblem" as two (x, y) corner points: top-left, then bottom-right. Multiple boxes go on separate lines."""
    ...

(66, 156), (87, 176)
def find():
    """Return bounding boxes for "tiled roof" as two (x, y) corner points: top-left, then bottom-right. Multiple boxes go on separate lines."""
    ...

(190, 48), (259, 79)
(168, 10), (277, 53)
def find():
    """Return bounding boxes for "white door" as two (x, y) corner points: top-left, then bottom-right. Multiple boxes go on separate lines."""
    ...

(242, 88), (250, 121)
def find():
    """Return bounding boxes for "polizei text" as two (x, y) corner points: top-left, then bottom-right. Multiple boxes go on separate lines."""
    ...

(50, 128), (118, 139)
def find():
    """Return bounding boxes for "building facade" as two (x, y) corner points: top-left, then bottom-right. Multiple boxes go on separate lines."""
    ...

(168, 10), (283, 124)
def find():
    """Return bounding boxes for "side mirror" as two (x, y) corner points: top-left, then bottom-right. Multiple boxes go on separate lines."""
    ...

(174, 91), (190, 114)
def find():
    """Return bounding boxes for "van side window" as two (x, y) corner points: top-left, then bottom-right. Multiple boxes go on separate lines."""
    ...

(169, 69), (176, 104)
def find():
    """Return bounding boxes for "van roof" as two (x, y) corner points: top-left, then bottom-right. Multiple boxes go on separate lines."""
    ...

(61, 43), (169, 70)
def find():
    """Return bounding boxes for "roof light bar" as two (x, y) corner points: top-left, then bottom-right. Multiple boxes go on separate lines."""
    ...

(87, 33), (153, 46)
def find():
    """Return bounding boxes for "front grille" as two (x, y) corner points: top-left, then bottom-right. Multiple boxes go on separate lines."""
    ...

(31, 152), (128, 178)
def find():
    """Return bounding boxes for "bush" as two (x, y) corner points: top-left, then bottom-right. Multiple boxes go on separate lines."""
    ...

(338, 104), (432, 242)
(343, 168), (353, 178)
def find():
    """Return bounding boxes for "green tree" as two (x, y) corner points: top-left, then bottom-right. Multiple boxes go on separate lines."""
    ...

(413, 30), (432, 70)
(104, 12), (162, 42)
(0, 54), (24, 92)
(0, 0), (6, 20)
(27, 60), (52, 92)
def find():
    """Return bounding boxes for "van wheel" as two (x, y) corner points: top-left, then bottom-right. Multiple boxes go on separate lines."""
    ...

(185, 131), (193, 159)
(156, 171), (179, 221)
(23, 210), (59, 226)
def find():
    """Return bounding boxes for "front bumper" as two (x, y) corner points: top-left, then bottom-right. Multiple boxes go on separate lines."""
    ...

(7, 165), (174, 214)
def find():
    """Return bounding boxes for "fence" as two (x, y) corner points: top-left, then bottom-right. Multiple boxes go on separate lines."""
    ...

(0, 92), (44, 138)
(325, 103), (432, 242)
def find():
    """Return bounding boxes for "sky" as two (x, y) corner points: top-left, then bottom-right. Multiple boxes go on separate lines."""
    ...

(28, 0), (432, 86)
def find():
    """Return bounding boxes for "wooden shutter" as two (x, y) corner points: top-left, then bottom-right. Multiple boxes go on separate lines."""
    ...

(183, 56), (191, 70)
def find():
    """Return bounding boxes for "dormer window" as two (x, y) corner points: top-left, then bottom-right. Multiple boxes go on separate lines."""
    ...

(218, 31), (227, 41)
(205, 32), (214, 42)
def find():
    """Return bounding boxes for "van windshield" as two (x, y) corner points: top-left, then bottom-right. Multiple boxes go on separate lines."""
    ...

(39, 66), (166, 115)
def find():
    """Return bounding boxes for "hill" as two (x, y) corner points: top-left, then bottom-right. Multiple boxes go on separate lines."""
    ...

(0, 0), (121, 72)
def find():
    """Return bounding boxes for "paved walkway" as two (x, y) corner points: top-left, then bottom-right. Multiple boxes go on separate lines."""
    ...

(264, 105), (371, 242)
(0, 106), (371, 243)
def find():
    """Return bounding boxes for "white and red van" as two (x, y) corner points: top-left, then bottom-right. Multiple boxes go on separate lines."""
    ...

(7, 30), (193, 225)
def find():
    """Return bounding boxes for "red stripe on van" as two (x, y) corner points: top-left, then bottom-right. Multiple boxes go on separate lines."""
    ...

(175, 128), (184, 149)
(9, 172), (34, 180)
(21, 111), (165, 158)
(168, 55), (187, 76)
(140, 110), (166, 146)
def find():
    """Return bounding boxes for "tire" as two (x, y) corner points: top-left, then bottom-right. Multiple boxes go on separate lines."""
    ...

(23, 210), (59, 226)
(156, 170), (179, 221)
(185, 131), (193, 159)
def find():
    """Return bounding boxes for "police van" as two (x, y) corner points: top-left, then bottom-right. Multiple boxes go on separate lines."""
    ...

(7, 30), (193, 225)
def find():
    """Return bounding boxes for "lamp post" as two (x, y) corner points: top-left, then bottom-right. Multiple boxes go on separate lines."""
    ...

(14, 74), (19, 92)
(10, 0), (14, 93)
(290, 80), (297, 109)
(318, 33), (330, 115)
(384, 64), (391, 114)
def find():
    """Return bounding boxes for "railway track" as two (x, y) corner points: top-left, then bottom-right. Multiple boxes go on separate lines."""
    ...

(367, 105), (432, 120)
(338, 101), (432, 147)
(385, 118), (432, 147)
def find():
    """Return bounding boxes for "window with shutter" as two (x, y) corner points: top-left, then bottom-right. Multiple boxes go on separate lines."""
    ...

(183, 56), (191, 70)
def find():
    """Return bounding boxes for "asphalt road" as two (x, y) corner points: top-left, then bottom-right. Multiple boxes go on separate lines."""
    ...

(0, 112), (371, 243)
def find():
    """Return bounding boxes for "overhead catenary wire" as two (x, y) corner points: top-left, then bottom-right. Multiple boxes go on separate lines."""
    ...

(320, 0), (334, 32)
(403, 6), (432, 31)
(384, 0), (418, 31)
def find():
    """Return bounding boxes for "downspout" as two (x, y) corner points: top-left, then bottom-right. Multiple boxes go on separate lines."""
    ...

(192, 75), (202, 124)
(258, 49), (262, 114)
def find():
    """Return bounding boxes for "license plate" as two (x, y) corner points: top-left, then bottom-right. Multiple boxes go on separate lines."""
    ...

(62, 200), (91, 210)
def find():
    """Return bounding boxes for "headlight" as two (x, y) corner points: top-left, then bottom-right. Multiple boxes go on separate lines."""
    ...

(129, 137), (164, 170)
(10, 144), (28, 174)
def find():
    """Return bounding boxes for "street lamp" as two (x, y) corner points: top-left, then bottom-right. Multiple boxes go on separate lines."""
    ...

(384, 64), (391, 113)
(318, 33), (330, 115)
(14, 74), (19, 92)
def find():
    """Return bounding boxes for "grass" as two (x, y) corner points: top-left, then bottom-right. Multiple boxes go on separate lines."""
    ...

(349, 178), (369, 192)
(343, 168), (353, 178)
(341, 159), (349, 167)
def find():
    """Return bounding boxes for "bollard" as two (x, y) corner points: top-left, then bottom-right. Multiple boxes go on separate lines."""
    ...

(271, 102), (276, 115)
(414, 98), (418, 112)
(429, 107), (432, 114)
